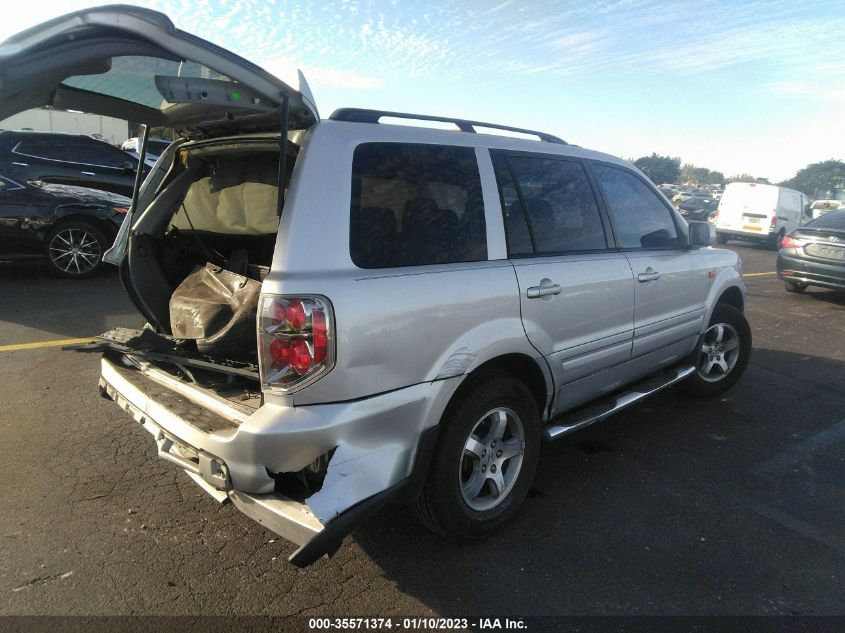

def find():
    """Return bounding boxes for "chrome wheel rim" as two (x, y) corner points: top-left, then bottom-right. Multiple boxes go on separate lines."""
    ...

(697, 323), (740, 382)
(459, 407), (525, 512)
(48, 228), (101, 274)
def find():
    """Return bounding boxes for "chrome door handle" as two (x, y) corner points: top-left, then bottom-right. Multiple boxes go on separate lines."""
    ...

(81, 171), (96, 176)
(637, 268), (660, 282)
(526, 282), (562, 299)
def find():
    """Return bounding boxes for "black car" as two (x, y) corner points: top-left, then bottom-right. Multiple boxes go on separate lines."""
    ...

(0, 130), (148, 196)
(777, 210), (845, 294)
(678, 195), (718, 221)
(0, 174), (129, 277)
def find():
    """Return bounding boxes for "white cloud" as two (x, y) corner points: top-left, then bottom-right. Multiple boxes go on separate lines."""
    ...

(261, 56), (383, 91)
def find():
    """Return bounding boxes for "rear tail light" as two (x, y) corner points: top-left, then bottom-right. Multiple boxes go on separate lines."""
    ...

(258, 295), (335, 393)
(779, 235), (808, 250)
(770, 216), (778, 228)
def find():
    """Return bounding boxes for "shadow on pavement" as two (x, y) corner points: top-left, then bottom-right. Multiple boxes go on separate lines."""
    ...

(0, 259), (141, 341)
(351, 349), (845, 616)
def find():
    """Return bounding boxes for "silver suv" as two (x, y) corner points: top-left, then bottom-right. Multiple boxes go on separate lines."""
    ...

(2, 6), (750, 567)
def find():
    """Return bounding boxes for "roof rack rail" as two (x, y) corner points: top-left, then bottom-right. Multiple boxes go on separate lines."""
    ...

(329, 108), (567, 145)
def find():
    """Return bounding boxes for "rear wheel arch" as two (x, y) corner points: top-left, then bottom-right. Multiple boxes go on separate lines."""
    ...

(49, 210), (120, 241)
(448, 354), (551, 421)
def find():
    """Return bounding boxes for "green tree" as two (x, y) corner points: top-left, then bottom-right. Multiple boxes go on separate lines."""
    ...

(706, 171), (725, 185)
(680, 163), (712, 185)
(726, 173), (756, 184)
(633, 153), (681, 185)
(780, 160), (845, 199)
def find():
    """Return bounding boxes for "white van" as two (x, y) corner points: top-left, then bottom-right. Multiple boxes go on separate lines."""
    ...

(714, 182), (810, 248)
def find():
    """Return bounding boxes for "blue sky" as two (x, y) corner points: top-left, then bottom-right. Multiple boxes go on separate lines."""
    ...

(4, 0), (844, 181)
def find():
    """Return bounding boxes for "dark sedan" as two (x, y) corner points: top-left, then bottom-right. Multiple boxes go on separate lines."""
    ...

(678, 195), (718, 222)
(0, 174), (129, 277)
(777, 210), (845, 294)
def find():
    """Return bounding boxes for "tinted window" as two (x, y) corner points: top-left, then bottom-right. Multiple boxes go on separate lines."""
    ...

(68, 138), (135, 168)
(147, 140), (171, 155)
(14, 136), (69, 161)
(592, 163), (679, 248)
(62, 56), (233, 110)
(491, 155), (533, 256)
(807, 210), (845, 230)
(0, 175), (22, 189)
(507, 156), (607, 253)
(350, 143), (486, 268)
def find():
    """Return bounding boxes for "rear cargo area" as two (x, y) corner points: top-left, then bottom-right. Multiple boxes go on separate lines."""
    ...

(123, 137), (298, 362)
(110, 137), (299, 400)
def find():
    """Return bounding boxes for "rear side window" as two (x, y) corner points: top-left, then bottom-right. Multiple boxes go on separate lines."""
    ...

(67, 138), (136, 168)
(505, 156), (607, 253)
(14, 136), (69, 161)
(350, 143), (486, 268)
(592, 163), (679, 249)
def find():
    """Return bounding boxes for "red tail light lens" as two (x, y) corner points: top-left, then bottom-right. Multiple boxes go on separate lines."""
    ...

(779, 235), (807, 250)
(312, 309), (327, 364)
(286, 299), (307, 329)
(258, 295), (334, 393)
(770, 216), (778, 227)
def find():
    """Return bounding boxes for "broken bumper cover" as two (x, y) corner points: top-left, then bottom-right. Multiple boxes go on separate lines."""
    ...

(98, 357), (449, 566)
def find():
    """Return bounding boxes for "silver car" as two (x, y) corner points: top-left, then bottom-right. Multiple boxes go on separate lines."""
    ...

(1, 6), (751, 566)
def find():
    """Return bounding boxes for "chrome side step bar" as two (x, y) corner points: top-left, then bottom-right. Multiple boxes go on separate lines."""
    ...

(544, 365), (696, 442)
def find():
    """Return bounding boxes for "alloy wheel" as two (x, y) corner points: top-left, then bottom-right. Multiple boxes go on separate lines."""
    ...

(459, 407), (525, 512)
(48, 227), (102, 275)
(697, 322), (740, 382)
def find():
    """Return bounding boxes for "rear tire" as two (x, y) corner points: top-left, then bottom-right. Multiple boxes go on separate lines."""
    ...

(768, 229), (785, 251)
(681, 303), (751, 398)
(44, 220), (108, 278)
(717, 233), (729, 245)
(412, 373), (541, 542)
(784, 280), (807, 294)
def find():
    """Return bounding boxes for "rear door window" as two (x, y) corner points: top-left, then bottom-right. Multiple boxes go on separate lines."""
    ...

(491, 155), (533, 256)
(592, 163), (679, 249)
(350, 143), (486, 268)
(13, 136), (70, 162)
(66, 137), (135, 168)
(503, 155), (608, 254)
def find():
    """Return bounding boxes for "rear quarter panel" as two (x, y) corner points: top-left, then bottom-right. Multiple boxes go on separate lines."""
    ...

(264, 122), (543, 406)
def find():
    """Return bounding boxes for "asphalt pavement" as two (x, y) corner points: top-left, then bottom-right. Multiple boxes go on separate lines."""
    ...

(0, 244), (843, 618)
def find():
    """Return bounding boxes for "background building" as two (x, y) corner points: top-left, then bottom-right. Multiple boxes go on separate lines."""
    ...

(0, 108), (128, 145)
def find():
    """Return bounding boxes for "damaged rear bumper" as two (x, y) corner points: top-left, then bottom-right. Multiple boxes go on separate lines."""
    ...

(98, 356), (451, 566)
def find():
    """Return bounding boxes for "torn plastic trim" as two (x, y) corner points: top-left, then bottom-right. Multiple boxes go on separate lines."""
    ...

(288, 425), (439, 567)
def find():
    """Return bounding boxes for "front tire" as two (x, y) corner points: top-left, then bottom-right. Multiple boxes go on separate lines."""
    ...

(681, 303), (751, 397)
(44, 221), (108, 278)
(413, 373), (541, 541)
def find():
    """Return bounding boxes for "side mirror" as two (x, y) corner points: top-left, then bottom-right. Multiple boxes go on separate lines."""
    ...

(689, 221), (715, 246)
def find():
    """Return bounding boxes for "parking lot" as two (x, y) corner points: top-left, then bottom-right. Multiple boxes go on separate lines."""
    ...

(0, 242), (843, 617)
